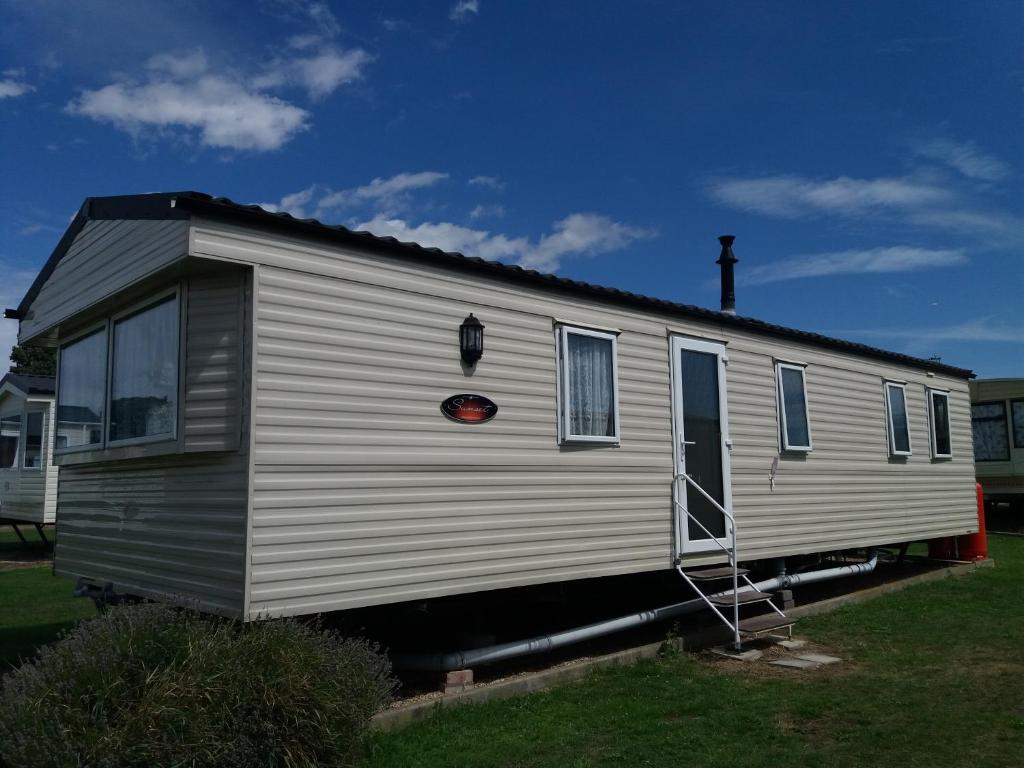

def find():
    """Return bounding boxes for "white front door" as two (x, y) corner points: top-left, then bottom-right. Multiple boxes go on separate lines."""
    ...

(670, 336), (733, 556)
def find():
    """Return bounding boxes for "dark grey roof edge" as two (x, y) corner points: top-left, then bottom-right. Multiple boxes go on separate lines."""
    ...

(12, 191), (975, 380)
(1, 372), (56, 396)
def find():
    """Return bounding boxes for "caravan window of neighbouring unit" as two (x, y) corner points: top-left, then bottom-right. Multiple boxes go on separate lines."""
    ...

(1012, 400), (1024, 449)
(22, 412), (43, 468)
(776, 363), (812, 451)
(109, 295), (179, 444)
(885, 382), (912, 456)
(558, 326), (620, 443)
(972, 402), (1009, 461)
(57, 328), (107, 450)
(927, 389), (952, 459)
(0, 414), (20, 468)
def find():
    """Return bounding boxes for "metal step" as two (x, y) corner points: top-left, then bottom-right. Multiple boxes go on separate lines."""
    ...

(738, 614), (796, 637)
(682, 566), (750, 581)
(708, 590), (776, 606)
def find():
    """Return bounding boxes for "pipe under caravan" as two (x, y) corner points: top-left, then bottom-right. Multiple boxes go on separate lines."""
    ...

(392, 551), (879, 672)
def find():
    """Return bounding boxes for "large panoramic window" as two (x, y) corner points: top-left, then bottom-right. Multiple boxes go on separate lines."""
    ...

(22, 412), (43, 468)
(0, 414), (20, 468)
(776, 363), (812, 451)
(972, 402), (1009, 462)
(57, 328), (107, 450)
(927, 389), (952, 459)
(109, 295), (179, 443)
(885, 382), (912, 456)
(559, 326), (619, 443)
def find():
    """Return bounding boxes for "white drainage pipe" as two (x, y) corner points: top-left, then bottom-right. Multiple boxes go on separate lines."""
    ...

(392, 551), (878, 672)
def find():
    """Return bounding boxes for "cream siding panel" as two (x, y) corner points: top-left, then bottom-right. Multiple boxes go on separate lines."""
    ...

(191, 218), (978, 617)
(20, 219), (189, 343)
(44, 400), (59, 523)
(183, 272), (245, 452)
(54, 453), (248, 616)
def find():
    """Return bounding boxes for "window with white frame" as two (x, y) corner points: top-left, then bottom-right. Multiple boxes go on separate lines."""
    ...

(57, 328), (107, 450)
(972, 402), (1009, 462)
(0, 414), (20, 468)
(885, 382), (912, 456)
(927, 389), (952, 459)
(776, 362), (812, 451)
(22, 412), (43, 468)
(56, 290), (180, 454)
(558, 326), (620, 443)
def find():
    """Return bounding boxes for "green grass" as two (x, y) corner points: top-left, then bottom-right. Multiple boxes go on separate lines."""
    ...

(366, 536), (1024, 768)
(0, 566), (96, 670)
(0, 525), (52, 557)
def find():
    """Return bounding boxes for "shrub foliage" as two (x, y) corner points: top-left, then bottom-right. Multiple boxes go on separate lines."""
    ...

(0, 603), (395, 768)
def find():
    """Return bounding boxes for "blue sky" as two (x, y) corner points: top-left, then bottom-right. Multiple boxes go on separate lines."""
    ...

(1, 1), (1021, 376)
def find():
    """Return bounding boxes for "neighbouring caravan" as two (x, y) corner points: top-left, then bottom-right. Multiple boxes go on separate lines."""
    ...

(0, 373), (58, 526)
(970, 378), (1024, 511)
(6, 193), (979, 624)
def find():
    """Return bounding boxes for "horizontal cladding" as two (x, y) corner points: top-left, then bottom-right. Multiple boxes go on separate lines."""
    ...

(191, 220), (978, 617)
(20, 220), (189, 342)
(183, 271), (244, 452)
(54, 454), (249, 616)
(0, 402), (54, 524)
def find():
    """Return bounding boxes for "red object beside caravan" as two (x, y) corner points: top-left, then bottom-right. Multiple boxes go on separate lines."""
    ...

(956, 483), (988, 561)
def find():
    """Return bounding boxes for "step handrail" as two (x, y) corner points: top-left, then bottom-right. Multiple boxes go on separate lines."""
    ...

(672, 471), (741, 649)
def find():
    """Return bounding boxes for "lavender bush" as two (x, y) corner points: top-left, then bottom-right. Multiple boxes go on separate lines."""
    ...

(0, 603), (395, 768)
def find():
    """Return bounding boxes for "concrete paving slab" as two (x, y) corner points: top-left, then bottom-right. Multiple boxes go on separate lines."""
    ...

(710, 646), (763, 662)
(772, 637), (808, 650)
(795, 653), (842, 665)
(769, 658), (820, 670)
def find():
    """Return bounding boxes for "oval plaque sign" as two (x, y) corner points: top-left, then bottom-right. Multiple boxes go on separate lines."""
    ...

(441, 394), (498, 424)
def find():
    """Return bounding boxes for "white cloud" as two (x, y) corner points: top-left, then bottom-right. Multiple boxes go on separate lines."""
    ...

(741, 246), (968, 285)
(356, 211), (654, 272)
(67, 74), (310, 151)
(450, 1), (480, 21)
(306, 1), (341, 37)
(708, 174), (951, 219)
(847, 317), (1024, 343)
(0, 79), (34, 98)
(469, 204), (505, 220)
(264, 172), (450, 219)
(468, 175), (505, 191)
(147, 50), (208, 79)
(913, 139), (1011, 182)
(253, 47), (371, 100)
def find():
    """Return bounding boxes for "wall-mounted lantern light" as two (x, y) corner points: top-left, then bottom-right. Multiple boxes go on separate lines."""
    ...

(459, 313), (484, 365)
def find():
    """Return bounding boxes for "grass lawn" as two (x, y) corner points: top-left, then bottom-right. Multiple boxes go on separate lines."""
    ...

(366, 535), (1024, 768)
(0, 541), (95, 669)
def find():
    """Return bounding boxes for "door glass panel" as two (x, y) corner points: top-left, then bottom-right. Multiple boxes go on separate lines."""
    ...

(680, 349), (726, 540)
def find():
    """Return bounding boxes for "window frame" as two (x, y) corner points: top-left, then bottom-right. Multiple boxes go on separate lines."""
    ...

(884, 381), (913, 457)
(54, 320), (110, 457)
(106, 288), (182, 449)
(926, 388), (952, 460)
(971, 400), (1011, 462)
(556, 324), (621, 445)
(1011, 399), (1024, 450)
(0, 412), (22, 470)
(775, 361), (813, 452)
(54, 286), (183, 457)
(21, 411), (44, 470)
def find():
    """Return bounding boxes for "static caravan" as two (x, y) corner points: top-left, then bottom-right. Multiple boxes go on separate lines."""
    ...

(0, 373), (58, 530)
(970, 378), (1024, 510)
(7, 193), (979, 630)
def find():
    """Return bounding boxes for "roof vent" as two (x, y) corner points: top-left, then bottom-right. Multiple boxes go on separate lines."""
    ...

(716, 235), (738, 315)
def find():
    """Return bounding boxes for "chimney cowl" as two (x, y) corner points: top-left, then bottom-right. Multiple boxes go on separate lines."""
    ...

(716, 235), (738, 314)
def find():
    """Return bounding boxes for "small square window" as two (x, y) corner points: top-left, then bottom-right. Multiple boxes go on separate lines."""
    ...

(927, 389), (952, 459)
(776, 363), (812, 451)
(558, 326), (620, 443)
(885, 382), (912, 456)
